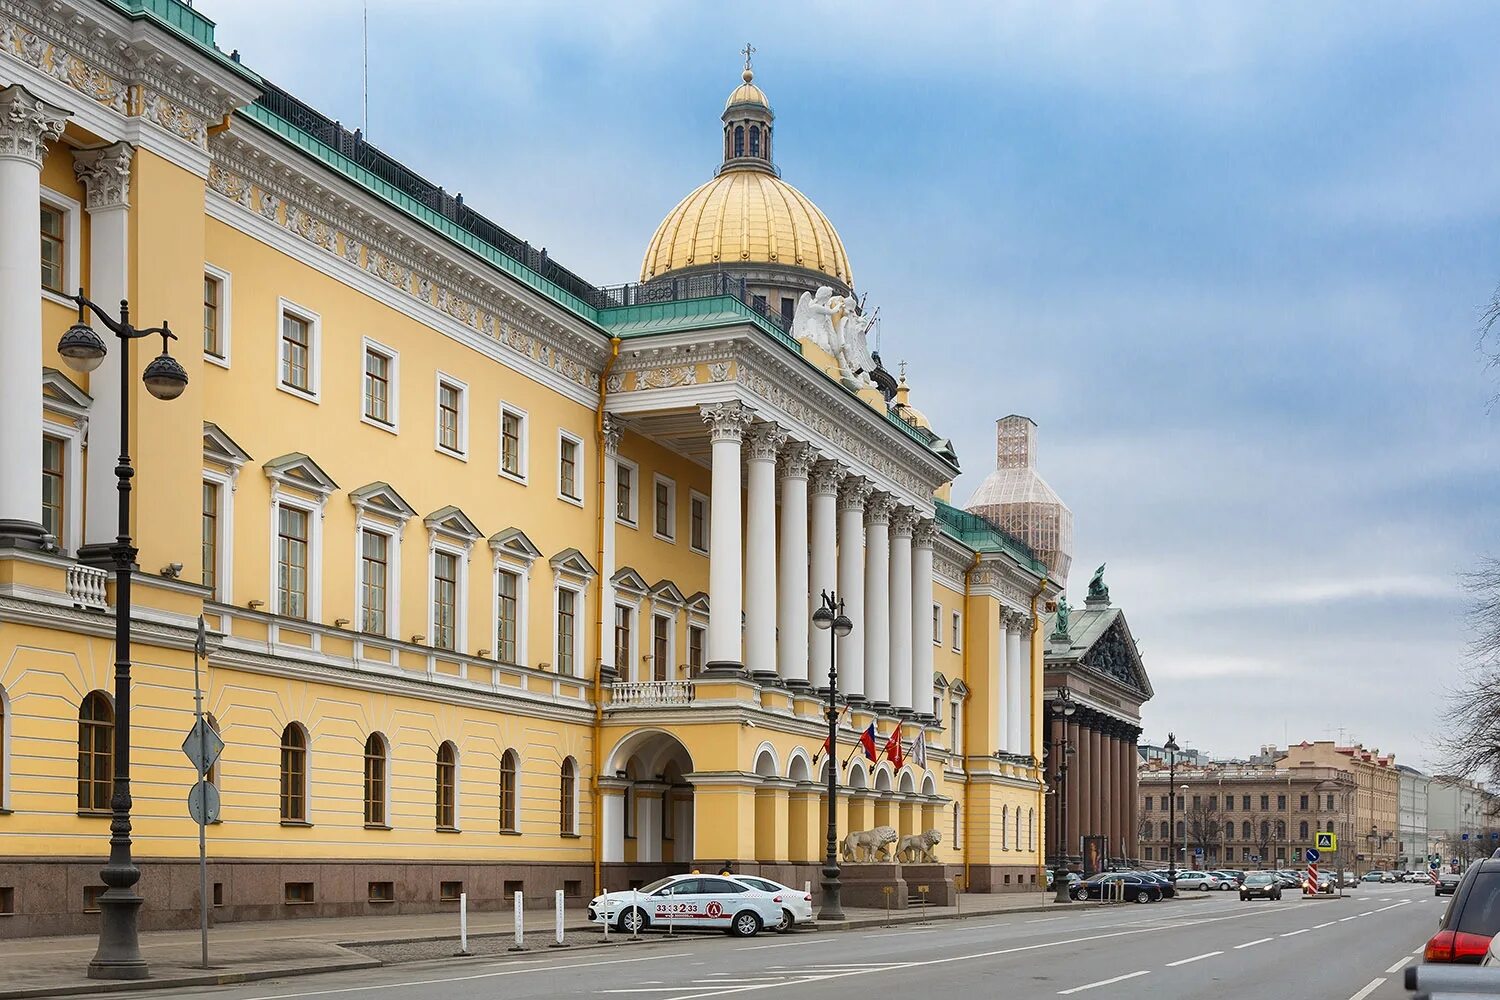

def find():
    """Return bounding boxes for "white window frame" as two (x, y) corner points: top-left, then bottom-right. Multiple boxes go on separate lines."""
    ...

(688, 490), (709, 555)
(553, 582), (586, 677)
(614, 456), (639, 528)
(276, 297), (321, 402)
(355, 524), (400, 639)
(651, 474), (677, 543)
(436, 741), (462, 832)
(427, 540), (470, 653)
(686, 621), (707, 676)
(270, 492), (323, 621)
(360, 336), (400, 434)
(650, 611), (676, 682)
(203, 262), (233, 369)
(932, 602), (941, 646)
(39, 186), (80, 309)
(613, 600), (639, 682)
(951, 697), (964, 760)
(41, 417), (83, 556)
(492, 556), (531, 667)
(433, 371), (469, 460)
(561, 756), (580, 834)
(557, 431), (584, 506)
(497, 401), (528, 483)
(202, 467), (236, 604)
(951, 610), (962, 651)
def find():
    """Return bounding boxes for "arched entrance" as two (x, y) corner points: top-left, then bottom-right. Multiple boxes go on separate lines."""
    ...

(604, 730), (694, 879)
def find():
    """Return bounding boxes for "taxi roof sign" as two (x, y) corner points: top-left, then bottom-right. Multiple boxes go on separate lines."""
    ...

(1315, 832), (1337, 851)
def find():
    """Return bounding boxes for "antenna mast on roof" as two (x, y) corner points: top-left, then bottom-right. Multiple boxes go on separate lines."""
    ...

(362, 0), (369, 137)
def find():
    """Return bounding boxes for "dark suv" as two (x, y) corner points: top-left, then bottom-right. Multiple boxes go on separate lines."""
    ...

(1425, 857), (1500, 964)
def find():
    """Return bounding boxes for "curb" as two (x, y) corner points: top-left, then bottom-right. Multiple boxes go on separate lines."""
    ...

(0, 958), (383, 1000)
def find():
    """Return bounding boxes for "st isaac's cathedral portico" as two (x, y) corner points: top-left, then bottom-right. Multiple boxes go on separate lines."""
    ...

(0, 3), (1083, 935)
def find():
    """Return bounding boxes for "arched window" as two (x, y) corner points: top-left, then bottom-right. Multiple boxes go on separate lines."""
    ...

(1243, 820), (1252, 840)
(1299, 820), (1309, 839)
(1274, 820), (1286, 840)
(279, 723), (307, 822)
(0, 683), (9, 809)
(363, 733), (387, 827)
(436, 741), (457, 830)
(1001, 805), (1009, 849)
(1160, 821), (1169, 840)
(1015, 807), (1022, 848)
(1259, 820), (1270, 840)
(749, 125), (760, 157)
(560, 757), (577, 835)
(733, 125), (744, 158)
(1029, 808), (1036, 851)
(500, 749), (519, 833)
(77, 691), (113, 812)
(1176, 820), (1185, 838)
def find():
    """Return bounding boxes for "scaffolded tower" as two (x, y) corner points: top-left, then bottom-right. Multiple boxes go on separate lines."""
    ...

(964, 415), (1074, 583)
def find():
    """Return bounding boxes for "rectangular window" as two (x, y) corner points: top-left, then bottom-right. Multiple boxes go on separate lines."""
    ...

(368, 881), (394, 903)
(559, 434), (581, 501)
(1260, 794), (1269, 811)
(440, 880), (463, 902)
(781, 297), (795, 326)
(41, 435), (65, 545)
(616, 460), (636, 525)
(1277, 794), (1286, 810)
(556, 588), (577, 675)
(653, 476), (675, 541)
(277, 506), (309, 618)
(689, 493), (708, 552)
(1144, 797), (1153, 812)
(40, 204), (64, 294)
(614, 604), (633, 674)
(952, 611), (962, 650)
(280, 312), (312, 392)
(364, 348), (392, 425)
(360, 531), (389, 635)
(952, 701), (964, 756)
(1300, 794), (1309, 810)
(201, 481), (219, 596)
(284, 882), (315, 905)
(932, 603), (941, 645)
(496, 569), (519, 663)
(437, 378), (465, 455)
(1244, 795), (1251, 810)
(203, 274), (223, 357)
(652, 615), (670, 682)
(688, 624), (705, 674)
(499, 404), (526, 480)
(432, 551), (458, 651)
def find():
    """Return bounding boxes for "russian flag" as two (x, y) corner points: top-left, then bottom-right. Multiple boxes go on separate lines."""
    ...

(858, 723), (878, 762)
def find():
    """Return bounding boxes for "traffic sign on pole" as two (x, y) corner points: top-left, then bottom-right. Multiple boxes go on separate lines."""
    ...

(187, 779), (220, 825)
(1315, 832), (1337, 851)
(182, 719), (224, 776)
(1306, 848), (1320, 864)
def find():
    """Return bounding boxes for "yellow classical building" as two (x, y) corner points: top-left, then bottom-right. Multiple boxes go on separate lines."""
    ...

(0, 1), (1072, 936)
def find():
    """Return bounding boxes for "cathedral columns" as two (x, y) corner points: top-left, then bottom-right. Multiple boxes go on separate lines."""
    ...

(863, 494), (893, 708)
(777, 442), (813, 687)
(808, 461), (841, 690)
(744, 422), (784, 681)
(837, 478), (870, 700)
(888, 507), (915, 713)
(701, 402), (753, 672)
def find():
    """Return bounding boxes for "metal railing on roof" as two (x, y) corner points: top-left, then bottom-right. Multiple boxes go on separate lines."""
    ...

(934, 500), (1038, 562)
(597, 272), (792, 334)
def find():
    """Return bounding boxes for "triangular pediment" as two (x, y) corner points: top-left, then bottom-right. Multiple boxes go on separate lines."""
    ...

(950, 678), (970, 698)
(203, 422), (252, 469)
(264, 452), (337, 496)
(685, 591), (711, 615)
(489, 527), (542, 563)
(42, 368), (92, 417)
(649, 580), (687, 607)
(349, 481), (415, 521)
(550, 547), (597, 580)
(933, 672), (950, 690)
(611, 566), (649, 596)
(424, 505), (482, 543)
(1078, 613), (1153, 700)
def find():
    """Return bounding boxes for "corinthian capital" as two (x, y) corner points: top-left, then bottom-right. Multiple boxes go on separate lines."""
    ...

(890, 506), (918, 538)
(810, 459), (844, 496)
(700, 401), (754, 443)
(746, 422), (788, 462)
(73, 141), (135, 211)
(838, 476), (872, 513)
(780, 441), (816, 479)
(0, 85), (70, 168)
(913, 518), (939, 548)
(865, 493), (896, 527)
(602, 413), (623, 456)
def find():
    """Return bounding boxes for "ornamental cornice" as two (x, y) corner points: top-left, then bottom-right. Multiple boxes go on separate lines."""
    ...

(0, 83), (67, 166)
(72, 140), (133, 210)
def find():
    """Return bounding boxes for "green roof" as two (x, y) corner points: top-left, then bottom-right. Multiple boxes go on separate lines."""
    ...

(934, 499), (1047, 574)
(102, 0), (261, 82)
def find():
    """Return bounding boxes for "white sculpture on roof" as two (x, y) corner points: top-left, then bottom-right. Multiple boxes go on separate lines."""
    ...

(791, 286), (877, 387)
(790, 286), (840, 354)
(833, 296), (876, 380)
(964, 415), (1074, 582)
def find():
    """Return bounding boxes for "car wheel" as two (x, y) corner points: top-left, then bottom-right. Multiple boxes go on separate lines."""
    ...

(617, 907), (648, 935)
(775, 908), (794, 933)
(730, 911), (762, 938)
(1134, 889), (1151, 904)
(1199, 883), (1209, 890)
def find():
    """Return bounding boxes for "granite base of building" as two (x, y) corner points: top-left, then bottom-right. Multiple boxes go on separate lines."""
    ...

(0, 857), (594, 939)
(961, 863), (1047, 893)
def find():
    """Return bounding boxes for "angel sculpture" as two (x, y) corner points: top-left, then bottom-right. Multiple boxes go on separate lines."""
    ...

(788, 286), (840, 354)
(834, 298), (876, 380)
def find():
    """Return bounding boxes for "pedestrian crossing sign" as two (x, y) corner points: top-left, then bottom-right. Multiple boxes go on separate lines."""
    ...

(1315, 832), (1337, 851)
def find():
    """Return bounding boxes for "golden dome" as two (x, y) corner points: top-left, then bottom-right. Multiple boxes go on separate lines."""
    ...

(640, 169), (853, 285)
(726, 68), (770, 111)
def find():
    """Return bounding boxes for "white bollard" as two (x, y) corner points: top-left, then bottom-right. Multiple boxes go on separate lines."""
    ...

(551, 888), (568, 948)
(509, 890), (525, 951)
(602, 886), (609, 941)
(457, 892), (470, 955)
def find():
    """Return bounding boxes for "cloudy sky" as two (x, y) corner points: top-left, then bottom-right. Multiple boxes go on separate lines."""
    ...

(201, 1), (1500, 769)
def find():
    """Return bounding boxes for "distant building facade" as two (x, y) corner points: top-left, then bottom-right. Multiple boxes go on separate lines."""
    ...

(1396, 765), (1431, 873)
(1429, 776), (1500, 864)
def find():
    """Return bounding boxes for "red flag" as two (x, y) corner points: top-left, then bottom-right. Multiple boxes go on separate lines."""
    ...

(884, 723), (904, 769)
(858, 723), (878, 762)
(812, 705), (849, 764)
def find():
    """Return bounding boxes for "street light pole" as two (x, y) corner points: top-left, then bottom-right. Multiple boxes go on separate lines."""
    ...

(56, 291), (188, 981)
(1164, 733), (1179, 881)
(812, 590), (852, 922)
(1050, 687), (1076, 903)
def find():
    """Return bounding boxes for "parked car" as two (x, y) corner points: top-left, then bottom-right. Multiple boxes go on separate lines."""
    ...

(1240, 871), (1284, 901)
(1174, 871), (1225, 891)
(730, 875), (814, 932)
(1425, 857), (1500, 963)
(1137, 871), (1176, 898)
(1272, 872), (1303, 889)
(1438, 871), (1464, 896)
(1362, 871), (1387, 883)
(1403, 871), (1427, 883)
(1044, 870), (1083, 891)
(588, 874), (783, 937)
(1073, 873), (1161, 903)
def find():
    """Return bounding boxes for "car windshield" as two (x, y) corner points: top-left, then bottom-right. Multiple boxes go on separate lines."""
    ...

(1454, 872), (1500, 936)
(1245, 874), (1274, 884)
(637, 877), (679, 895)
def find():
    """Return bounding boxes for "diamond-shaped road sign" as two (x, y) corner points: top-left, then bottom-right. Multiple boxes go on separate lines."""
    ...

(182, 718), (224, 776)
(187, 779), (220, 825)
(1315, 832), (1337, 851)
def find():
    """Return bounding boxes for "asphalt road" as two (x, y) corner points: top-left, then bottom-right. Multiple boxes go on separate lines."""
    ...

(142, 882), (1446, 1000)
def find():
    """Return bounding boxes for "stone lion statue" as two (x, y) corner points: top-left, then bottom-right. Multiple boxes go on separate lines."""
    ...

(840, 825), (898, 863)
(896, 829), (943, 863)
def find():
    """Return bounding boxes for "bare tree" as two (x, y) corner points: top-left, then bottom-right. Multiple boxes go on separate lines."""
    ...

(1186, 799), (1221, 867)
(1481, 283), (1500, 410)
(1440, 559), (1500, 780)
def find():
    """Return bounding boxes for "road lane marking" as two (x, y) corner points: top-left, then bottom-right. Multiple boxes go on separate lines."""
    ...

(1028, 916), (1068, 923)
(1315, 921), (1337, 928)
(1234, 937), (1273, 949)
(1414, 945), (1426, 955)
(235, 952), (696, 1000)
(1386, 956), (1413, 974)
(1337, 915), (1360, 922)
(1166, 951), (1222, 967)
(735, 940), (817, 951)
(1058, 971), (1149, 995)
(1281, 929), (1309, 937)
(1349, 978), (1385, 1000)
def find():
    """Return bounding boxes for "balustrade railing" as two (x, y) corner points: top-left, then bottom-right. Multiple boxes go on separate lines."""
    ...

(66, 563), (108, 610)
(610, 679), (696, 707)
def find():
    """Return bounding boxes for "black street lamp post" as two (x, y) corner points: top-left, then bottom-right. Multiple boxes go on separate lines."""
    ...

(812, 590), (852, 922)
(57, 291), (187, 980)
(1164, 733), (1180, 881)
(1050, 686), (1077, 903)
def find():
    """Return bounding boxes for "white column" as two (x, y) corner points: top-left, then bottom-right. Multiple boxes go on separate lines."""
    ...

(701, 402), (753, 672)
(808, 460), (841, 690)
(911, 520), (937, 720)
(635, 783), (664, 863)
(1016, 617), (1034, 756)
(1006, 613), (1025, 753)
(600, 417), (621, 676)
(600, 779), (626, 863)
(888, 507), (915, 713)
(73, 142), (134, 553)
(778, 442), (814, 687)
(745, 423), (784, 681)
(863, 494), (893, 708)
(836, 477), (870, 700)
(0, 86), (68, 547)
(996, 612), (1011, 751)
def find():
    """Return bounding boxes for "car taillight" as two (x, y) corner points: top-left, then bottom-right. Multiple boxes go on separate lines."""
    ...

(773, 895), (782, 903)
(1424, 929), (1494, 964)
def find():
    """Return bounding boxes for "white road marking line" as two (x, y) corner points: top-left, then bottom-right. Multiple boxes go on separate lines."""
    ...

(1281, 929), (1309, 937)
(1386, 956), (1413, 974)
(735, 940), (817, 951)
(1348, 978), (1386, 1000)
(1166, 950), (1222, 967)
(1414, 945), (1427, 955)
(1028, 916), (1068, 923)
(1058, 971), (1149, 995)
(1315, 921), (1337, 929)
(1234, 937), (1273, 949)
(1338, 915), (1360, 922)
(238, 952), (695, 1000)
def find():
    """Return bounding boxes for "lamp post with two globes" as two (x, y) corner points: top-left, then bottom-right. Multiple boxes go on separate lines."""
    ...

(811, 590), (852, 921)
(1050, 686), (1077, 902)
(56, 290), (187, 980)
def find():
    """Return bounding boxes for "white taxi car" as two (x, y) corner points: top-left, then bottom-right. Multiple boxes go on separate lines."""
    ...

(588, 874), (783, 937)
(730, 875), (815, 931)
